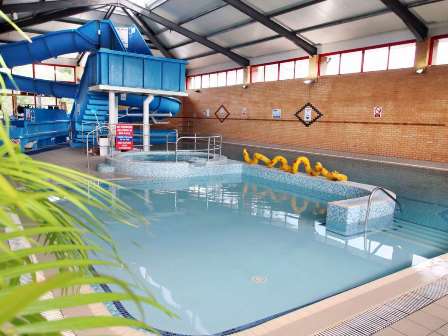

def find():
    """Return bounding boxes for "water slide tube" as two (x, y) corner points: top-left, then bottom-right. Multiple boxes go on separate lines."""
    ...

(0, 20), (181, 144)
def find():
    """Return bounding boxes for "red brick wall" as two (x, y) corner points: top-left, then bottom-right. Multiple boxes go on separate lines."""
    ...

(177, 66), (448, 162)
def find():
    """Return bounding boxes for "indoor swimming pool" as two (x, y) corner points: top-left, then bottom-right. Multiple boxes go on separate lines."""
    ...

(92, 171), (448, 335)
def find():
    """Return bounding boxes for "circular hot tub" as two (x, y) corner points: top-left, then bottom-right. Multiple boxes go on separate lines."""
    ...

(99, 150), (232, 178)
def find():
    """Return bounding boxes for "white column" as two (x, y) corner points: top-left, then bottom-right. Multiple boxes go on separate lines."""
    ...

(108, 91), (117, 134)
(143, 95), (154, 152)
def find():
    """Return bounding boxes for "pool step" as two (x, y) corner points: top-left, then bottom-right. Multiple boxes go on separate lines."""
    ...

(383, 219), (448, 251)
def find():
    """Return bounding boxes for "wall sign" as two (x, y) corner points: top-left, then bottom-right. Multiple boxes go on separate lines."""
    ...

(215, 104), (230, 123)
(115, 124), (134, 151)
(373, 105), (383, 118)
(272, 108), (282, 120)
(295, 103), (323, 127)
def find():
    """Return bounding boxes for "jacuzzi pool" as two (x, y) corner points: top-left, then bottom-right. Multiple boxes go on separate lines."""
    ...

(90, 172), (448, 335)
(120, 151), (211, 162)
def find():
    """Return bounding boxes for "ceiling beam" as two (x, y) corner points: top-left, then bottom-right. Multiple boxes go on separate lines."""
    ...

(103, 5), (116, 19)
(121, 0), (249, 66)
(167, 0), (326, 50)
(185, 0), (439, 61)
(0, 5), (104, 34)
(379, 0), (428, 41)
(122, 7), (173, 58)
(222, 0), (316, 55)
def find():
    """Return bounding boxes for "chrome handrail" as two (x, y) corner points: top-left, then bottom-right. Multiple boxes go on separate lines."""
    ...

(175, 134), (222, 162)
(363, 187), (401, 233)
(86, 124), (112, 172)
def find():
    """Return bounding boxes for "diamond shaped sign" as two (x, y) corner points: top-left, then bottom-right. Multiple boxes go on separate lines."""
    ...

(215, 104), (230, 123)
(295, 102), (323, 127)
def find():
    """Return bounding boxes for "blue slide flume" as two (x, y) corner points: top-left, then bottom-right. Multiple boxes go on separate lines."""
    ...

(0, 20), (184, 146)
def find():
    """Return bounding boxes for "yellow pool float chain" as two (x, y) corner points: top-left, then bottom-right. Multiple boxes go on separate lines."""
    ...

(243, 148), (348, 182)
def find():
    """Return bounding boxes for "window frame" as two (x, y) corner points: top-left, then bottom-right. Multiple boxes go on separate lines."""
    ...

(186, 67), (244, 90)
(429, 34), (448, 65)
(318, 39), (416, 76)
(249, 56), (310, 83)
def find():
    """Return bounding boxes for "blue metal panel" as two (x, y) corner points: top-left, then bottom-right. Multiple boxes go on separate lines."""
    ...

(108, 54), (123, 86)
(124, 56), (144, 88)
(162, 62), (181, 91)
(144, 59), (162, 89)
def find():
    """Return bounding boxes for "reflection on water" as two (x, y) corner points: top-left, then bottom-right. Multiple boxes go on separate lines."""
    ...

(94, 177), (448, 335)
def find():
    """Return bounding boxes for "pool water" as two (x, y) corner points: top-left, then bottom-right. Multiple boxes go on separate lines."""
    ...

(94, 175), (448, 335)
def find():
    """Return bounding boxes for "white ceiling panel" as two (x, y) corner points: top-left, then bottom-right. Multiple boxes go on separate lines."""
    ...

(302, 12), (406, 45)
(157, 30), (191, 48)
(244, 0), (312, 14)
(187, 53), (232, 69)
(275, 0), (387, 32)
(209, 21), (276, 47)
(171, 41), (212, 59)
(182, 6), (249, 35)
(29, 21), (80, 32)
(411, 1), (448, 24)
(234, 37), (298, 57)
(153, 0), (224, 23)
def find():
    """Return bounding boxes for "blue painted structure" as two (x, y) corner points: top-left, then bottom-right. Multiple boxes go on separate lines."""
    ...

(8, 107), (70, 152)
(0, 20), (187, 148)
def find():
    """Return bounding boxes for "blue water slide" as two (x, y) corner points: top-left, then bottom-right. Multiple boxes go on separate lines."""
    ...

(0, 20), (126, 68)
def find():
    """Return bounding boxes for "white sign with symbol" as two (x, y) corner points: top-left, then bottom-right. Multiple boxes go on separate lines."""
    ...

(272, 108), (281, 119)
(304, 106), (313, 122)
(373, 105), (383, 118)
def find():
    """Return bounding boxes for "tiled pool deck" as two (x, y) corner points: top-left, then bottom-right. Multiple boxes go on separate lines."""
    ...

(32, 147), (448, 336)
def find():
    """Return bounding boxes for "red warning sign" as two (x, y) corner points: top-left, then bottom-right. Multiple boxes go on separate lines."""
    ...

(115, 124), (134, 151)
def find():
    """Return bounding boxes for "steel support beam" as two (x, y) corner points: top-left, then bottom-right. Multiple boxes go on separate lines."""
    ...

(104, 5), (116, 19)
(379, 0), (428, 41)
(167, 0), (326, 50)
(222, 0), (316, 55)
(121, 0), (249, 66)
(0, 5), (104, 34)
(186, 0), (439, 61)
(122, 7), (173, 58)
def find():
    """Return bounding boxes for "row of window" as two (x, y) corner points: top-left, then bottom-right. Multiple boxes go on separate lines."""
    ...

(187, 68), (244, 90)
(0, 94), (74, 117)
(10, 63), (76, 82)
(319, 41), (416, 76)
(188, 36), (448, 90)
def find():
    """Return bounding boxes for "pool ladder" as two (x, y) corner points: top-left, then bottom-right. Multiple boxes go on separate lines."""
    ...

(363, 187), (402, 233)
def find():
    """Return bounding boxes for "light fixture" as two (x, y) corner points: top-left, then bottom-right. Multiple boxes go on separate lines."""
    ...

(303, 78), (315, 85)
(416, 67), (426, 74)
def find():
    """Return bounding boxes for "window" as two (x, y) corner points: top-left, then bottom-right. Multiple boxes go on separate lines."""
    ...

(209, 73), (218, 88)
(340, 51), (362, 74)
(265, 64), (278, 81)
(236, 69), (244, 84)
(55, 66), (75, 82)
(363, 47), (389, 72)
(319, 41), (416, 76)
(295, 58), (309, 78)
(17, 95), (35, 107)
(39, 96), (57, 108)
(186, 68), (245, 89)
(279, 61), (294, 80)
(12, 64), (33, 77)
(201, 74), (210, 88)
(0, 96), (13, 117)
(320, 54), (340, 75)
(34, 64), (55, 80)
(251, 66), (264, 83)
(217, 72), (226, 87)
(432, 36), (448, 65)
(388, 43), (415, 69)
(227, 70), (237, 86)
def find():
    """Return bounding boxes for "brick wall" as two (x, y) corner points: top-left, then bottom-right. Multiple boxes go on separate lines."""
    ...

(177, 66), (448, 162)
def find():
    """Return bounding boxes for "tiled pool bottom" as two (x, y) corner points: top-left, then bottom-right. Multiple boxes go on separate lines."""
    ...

(91, 175), (448, 336)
